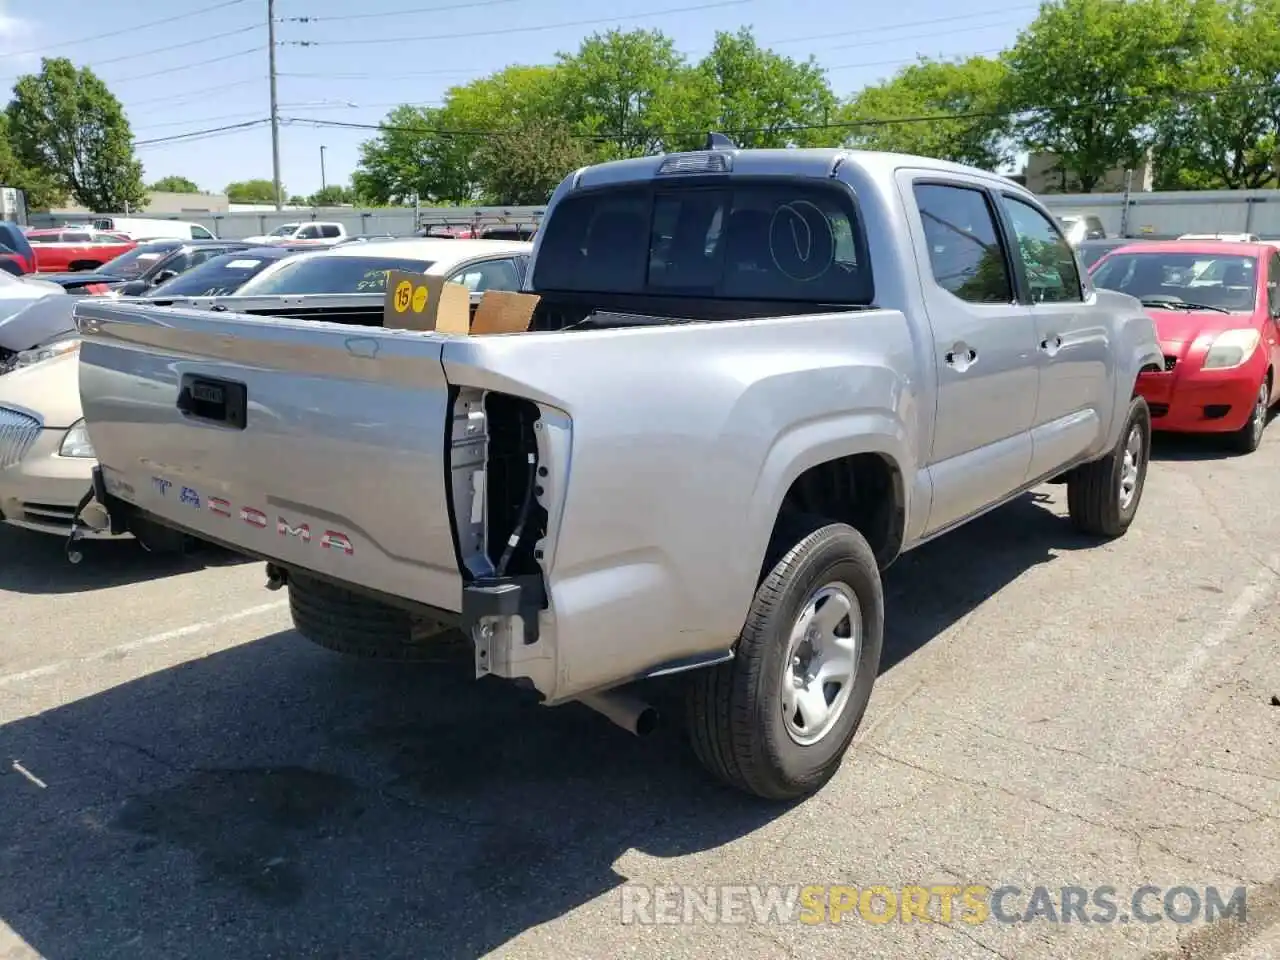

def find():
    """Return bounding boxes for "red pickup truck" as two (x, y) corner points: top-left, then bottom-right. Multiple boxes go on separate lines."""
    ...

(28, 228), (137, 272)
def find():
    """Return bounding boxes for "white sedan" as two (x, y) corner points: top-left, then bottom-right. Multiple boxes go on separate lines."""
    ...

(0, 238), (533, 547)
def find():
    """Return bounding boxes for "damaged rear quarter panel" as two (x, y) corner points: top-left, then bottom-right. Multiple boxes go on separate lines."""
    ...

(441, 311), (918, 699)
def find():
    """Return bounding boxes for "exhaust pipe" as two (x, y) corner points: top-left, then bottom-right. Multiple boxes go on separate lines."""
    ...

(79, 501), (112, 532)
(578, 691), (659, 737)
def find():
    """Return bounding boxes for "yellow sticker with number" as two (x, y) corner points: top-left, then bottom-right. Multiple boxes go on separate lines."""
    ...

(393, 279), (413, 313)
(411, 285), (428, 313)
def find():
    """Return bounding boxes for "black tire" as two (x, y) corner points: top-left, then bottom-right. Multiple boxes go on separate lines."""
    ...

(685, 521), (884, 800)
(1227, 372), (1271, 455)
(1067, 395), (1151, 538)
(288, 572), (465, 661)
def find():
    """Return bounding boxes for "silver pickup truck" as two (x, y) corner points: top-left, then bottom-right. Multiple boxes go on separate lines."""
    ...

(71, 146), (1162, 800)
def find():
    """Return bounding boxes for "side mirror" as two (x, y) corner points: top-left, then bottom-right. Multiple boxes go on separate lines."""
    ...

(151, 270), (178, 285)
(118, 280), (148, 296)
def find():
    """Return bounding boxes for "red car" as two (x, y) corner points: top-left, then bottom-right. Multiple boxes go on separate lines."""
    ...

(27, 227), (137, 272)
(1090, 240), (1280, 453)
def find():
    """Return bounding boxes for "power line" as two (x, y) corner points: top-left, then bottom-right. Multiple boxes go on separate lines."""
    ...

(815, 21), (1024, 56)
(135, 119), (270, 148)
(764, 5), (1035, 46)
(1, 0), (250, 58)
(278, 69), (480, 80)
(134, 111), (271, 133)
(91, 24), (261, 70)
(279, 79), (1280, 142)
(280, 0), (522, 22)
(108, 47), (266, 83)
(127, 78), (263, 108)
(284, 0), (752, 47)
(825, 48), (1005, 72)
(277, 47), (997, 92)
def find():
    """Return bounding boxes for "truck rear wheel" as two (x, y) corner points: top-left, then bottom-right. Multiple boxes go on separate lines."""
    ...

(1066, 395), (1151, 538)
(685, 521), (884, 800)
(288, 572), (466, 661)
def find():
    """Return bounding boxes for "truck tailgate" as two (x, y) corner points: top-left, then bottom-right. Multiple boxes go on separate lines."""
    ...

(75, 300), (466, 612)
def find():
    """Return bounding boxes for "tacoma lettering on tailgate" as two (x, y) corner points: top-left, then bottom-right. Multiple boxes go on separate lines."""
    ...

(164, 481), (354, 555)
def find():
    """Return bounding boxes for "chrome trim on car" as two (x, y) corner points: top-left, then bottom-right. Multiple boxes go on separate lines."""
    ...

(0, 406), (42, 469)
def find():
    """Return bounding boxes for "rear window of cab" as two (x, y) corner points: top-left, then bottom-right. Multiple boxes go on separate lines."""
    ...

(533, 181), (873, 304)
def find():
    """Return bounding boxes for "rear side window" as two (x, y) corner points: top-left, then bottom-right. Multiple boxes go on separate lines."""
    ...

(235, 255), (435, 295)
(150, 253), (284, 297)
(913, 183), (1012, 304)
(191, 225), (214, 239)
(320, 224), (341, 238)
(533, 181), (872, 303)
(1000, 195), (1084, 304)
(62, 232), (93, 242)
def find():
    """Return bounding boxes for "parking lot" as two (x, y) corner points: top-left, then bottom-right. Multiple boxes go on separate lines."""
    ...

(1, 430), (1277, 960)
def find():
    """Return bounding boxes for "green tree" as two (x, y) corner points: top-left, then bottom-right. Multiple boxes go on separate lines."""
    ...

(689, 29), (837, 149)
(840, 56), (1011, 169)
(5, 57), (146, 211)
(307, 184), (356, 206)
(0, 112), (66, 210)
(1002, 0), (1212, 192)
(149, 175), (200, 193)
(352, 104), (480, 205)
(555, 29), (693, 158)
(1151, 0), (1280, 189)
(473, 117), (592, 204)
(225, 178), (282, 203)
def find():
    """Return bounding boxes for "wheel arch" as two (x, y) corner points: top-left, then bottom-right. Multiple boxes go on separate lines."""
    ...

(748, 414), (913, 578)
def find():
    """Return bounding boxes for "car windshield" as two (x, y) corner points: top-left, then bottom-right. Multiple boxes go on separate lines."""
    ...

(532, 180), (873, 304)
(1091, 252), (1259, 312)
(1078, 244), (1120, 270)
(234, 255), (434, 295)
(99, 243), (180, 278)
(269, 224), (300, 237)
(148, 252), (288, 297)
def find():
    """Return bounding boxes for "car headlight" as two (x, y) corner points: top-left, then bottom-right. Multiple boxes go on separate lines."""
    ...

(16, 337), (81, 368)
(1202, 329), (1261, 370)
(58, 418), (95, 458)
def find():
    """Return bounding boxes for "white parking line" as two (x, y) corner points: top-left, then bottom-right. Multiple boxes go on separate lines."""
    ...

(0, 600), (288, 689)
(1134, 555), (1279, 742)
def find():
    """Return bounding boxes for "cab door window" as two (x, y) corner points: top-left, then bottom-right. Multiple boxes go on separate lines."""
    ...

(999, 195), (1084, 303)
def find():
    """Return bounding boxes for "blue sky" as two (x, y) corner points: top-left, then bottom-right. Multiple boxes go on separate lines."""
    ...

(0, 0), (1039, 197)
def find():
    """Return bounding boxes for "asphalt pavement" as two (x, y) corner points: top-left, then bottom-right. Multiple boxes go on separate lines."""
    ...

(1, 428), (1278, 960)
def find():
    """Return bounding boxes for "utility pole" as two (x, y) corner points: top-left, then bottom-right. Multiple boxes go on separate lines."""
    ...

(267, 0), (282, 211)
(320, 145), (327, 193)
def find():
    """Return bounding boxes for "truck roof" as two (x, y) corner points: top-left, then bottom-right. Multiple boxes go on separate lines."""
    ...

(293, 238), (532, 262)
(571, 147), (1023, 193)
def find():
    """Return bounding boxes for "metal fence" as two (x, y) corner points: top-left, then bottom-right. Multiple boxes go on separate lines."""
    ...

(1037, 189), (1280, 239)
(32, 189), (1280, 241)
(32, 206), (548, 240)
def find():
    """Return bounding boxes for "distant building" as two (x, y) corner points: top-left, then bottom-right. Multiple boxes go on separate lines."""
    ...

(1022, 151), (1153, 194)
(46, 190), (230, 216)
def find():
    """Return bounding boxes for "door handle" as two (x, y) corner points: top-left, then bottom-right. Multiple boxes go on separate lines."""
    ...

(944, 347), (977, 367)
(1040, 334), (1062, 354)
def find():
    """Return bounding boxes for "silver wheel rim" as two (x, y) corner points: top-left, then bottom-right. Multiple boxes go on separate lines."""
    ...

(1251, 382), (1268, 440)
(1118, 424), (1143, 511)
(780, 582), (861, 747)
